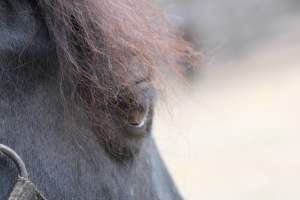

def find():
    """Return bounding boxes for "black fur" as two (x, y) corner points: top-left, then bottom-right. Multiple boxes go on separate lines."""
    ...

(0, 1), (181, 199)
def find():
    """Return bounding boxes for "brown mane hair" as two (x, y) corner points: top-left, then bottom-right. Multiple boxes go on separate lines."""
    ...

(36, 0), (199, 158)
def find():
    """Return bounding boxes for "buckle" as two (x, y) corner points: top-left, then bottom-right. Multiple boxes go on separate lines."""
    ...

(0, 144), (28, 179)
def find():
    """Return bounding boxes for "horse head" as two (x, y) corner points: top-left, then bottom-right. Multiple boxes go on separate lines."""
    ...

(0, 0), (199, 199)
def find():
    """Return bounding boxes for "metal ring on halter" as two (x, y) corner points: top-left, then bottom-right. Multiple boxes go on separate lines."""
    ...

(0, 144), (29, 179)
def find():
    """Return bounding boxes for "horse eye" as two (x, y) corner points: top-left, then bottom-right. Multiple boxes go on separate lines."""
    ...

(115, 94), (151, 136)
(127, 102), (150, 128)
(114, 82), (154, 135)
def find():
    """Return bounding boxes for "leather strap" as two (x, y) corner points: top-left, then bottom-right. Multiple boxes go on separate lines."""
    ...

(9, 178), (46, 200)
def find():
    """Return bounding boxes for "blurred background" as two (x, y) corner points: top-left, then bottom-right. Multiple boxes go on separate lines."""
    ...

(153, 1), (300, 199)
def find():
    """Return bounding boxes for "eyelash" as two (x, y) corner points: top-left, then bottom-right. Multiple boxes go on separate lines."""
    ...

(113, 82), (154, 136)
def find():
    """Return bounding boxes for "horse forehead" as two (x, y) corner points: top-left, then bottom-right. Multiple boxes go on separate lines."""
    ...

(0, 1), (41, 50)
(0, 1), (54, 94)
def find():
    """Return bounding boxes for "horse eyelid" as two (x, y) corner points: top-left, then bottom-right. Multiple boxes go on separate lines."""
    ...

(128, 100), (150, 128)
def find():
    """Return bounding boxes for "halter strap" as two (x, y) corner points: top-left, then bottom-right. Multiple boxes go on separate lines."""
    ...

(0, 144), (47, 200)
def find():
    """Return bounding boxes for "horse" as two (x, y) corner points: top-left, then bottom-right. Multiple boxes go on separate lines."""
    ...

(0, 0), (198, 199)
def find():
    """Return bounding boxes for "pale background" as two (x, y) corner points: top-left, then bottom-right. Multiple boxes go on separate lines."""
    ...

(153, 1), (300, 199)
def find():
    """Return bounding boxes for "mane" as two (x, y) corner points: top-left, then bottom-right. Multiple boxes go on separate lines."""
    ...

(36, 0), (199, 158)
